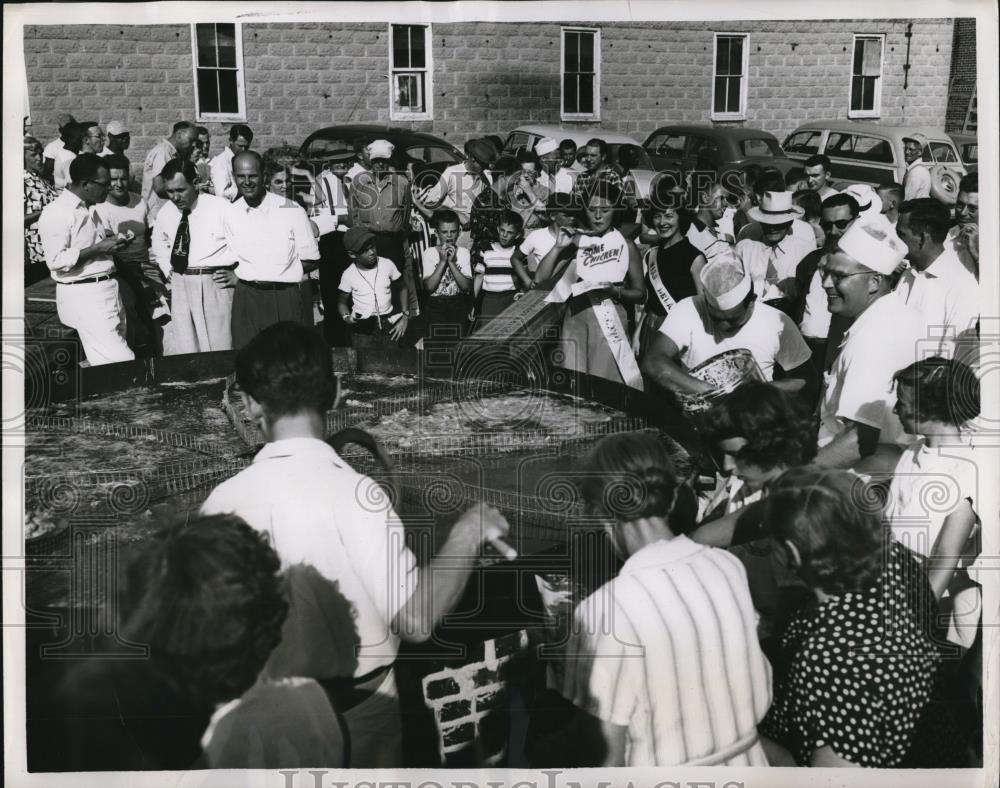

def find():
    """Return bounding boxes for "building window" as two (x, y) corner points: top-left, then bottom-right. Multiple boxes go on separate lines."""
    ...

(561, 28), (600, 121)
(712, 33), (748, 120)
(849, 34), (884, 118)
(390, 24), (433, 121)
(191, 23), (246, 121)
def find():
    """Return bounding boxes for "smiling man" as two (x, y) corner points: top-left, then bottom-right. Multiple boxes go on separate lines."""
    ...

(815, 223), (924, 471)
(641, 256), (815, 400)
(944, 173), (979, 278)
(151, 158), (237, 354)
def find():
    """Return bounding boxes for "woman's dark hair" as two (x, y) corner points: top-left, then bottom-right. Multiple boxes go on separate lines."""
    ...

(893, 356), (980, 425)
(118, 514), (288, 707)
(580, 432), (695, 535)
(641, 205), (694, 236)
(707, 382), (817, 470)
(585, 179), (624, 211)
(235, 321), (338, 418)
(765, 466), (886, 595)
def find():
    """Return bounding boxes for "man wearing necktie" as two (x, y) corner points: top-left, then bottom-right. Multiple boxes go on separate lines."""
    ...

(312, 143), (355, 346)
(152, 159), (238, 355)
(37, 153), (135, 366)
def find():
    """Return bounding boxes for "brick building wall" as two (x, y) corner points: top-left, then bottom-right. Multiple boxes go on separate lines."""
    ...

(25, 18), (963, 161)
(945, 18), (977, 133)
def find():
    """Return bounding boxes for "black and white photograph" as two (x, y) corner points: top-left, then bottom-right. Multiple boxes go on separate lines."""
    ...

(2, 1), (997, 786)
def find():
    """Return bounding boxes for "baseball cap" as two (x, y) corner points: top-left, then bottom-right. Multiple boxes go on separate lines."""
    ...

(344, 227), (377, 254)
(106, 121), (128, 136)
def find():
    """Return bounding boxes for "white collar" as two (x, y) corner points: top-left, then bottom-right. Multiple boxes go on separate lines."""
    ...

(619, 535), (704, 575)
(253, 437), (346, 467)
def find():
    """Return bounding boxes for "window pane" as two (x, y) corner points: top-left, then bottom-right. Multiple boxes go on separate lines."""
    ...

(727, 77), (741, 112)
(563, 73), (578, 113)
(217, 23), (236, 68)
(716, 38), (730, 74)
(579, 74), (594, 113)
(410, 27), (426, 69)
(930, 142), (957, 163)
(714, 76), (727, 113)
(852, 39), (864, 75)
(728, 37), (742, 75)
(197, 68), (219, 114)
(196, 24), (217, 68)
(741, 139), (773, 157)
(219, 70), (238, 113)
(861, 38), (881, 76)
(565, 32), (579, 72)
(863, 77), (875, 111)
(392, 25), (410, 68)
(851, 76), (863, 110)
(579, 32), (594, 72)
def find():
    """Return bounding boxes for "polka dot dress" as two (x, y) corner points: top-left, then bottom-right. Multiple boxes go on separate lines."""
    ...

(759, 540), (940, 767)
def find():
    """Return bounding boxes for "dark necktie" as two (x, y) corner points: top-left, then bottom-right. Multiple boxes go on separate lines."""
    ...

(170, 209), (190, 274)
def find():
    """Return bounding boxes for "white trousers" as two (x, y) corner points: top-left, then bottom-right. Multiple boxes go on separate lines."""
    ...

(55, 278), (134, 366)
(163, 273), (235, 355)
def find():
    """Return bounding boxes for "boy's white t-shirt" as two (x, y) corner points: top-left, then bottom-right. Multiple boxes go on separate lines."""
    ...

(421, 246), (473, 296)
(338, 257), (400, 318)
(518, 227), (558, 273)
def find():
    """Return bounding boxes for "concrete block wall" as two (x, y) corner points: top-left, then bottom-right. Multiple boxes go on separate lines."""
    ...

(421, 629), (527, 766)
(25, 18), (961, 166)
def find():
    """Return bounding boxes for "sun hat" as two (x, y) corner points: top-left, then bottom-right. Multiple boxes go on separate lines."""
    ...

(747, 191), (804, 224)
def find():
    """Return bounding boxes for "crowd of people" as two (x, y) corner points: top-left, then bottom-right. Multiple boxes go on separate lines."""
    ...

(24, 113), (986, 771)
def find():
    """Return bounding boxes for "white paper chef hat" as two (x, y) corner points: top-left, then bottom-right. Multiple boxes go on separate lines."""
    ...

(835, 223), (907, 275)
(700, 255), (752, 310)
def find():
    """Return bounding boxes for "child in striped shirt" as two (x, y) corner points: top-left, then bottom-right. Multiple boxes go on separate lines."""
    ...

(473, 209), (524, 326)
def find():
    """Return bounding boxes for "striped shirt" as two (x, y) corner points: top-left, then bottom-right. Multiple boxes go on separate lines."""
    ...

(561, 536), (772, 767)
(475, 243), (517, 293)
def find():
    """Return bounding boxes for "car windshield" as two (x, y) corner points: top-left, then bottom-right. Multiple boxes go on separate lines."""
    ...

(740, 138), (782, 158)
(405, 145), (463, 165)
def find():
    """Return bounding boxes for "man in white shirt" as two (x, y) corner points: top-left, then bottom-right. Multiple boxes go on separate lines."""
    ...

(943, 173), (978, 278)
(804, 154), (839, 201)
(894, 198), (979, 356)
(535, 136), (574, 194)
(95, 153), (160, 356)
(815, 223), (924, 471)
(687, 183), (737, 264)
(902, 132), (931, 201)
(142, 121), (198, 221)
(37, 154), (134, 366)
(842, 183), (896, 235)
(736, 191), (815, 313)
(417, 137), (495, 247)
(642, 256), (815, 399)
(223, 151), (320, 349)
(42, 113), (75, 183)
(105, 121), (131, 157)
(312, 144), (355, 345)
(201, 321), (513, 766)
(209, 124), (253, 202)
(152, 159), (238, 354)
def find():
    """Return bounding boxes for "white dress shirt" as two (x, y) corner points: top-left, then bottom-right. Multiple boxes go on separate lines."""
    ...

(903, 160), (931, 200)
(895, 247), (979, 355)
(819, 294), (925, 447)
(53, 148), (76, 192)
(151, 193), (237, 279)
(223, 191), (320, 283)
(209, 146), (238, 202)
(37, 189), (116, 282)
(312, 170), (351, 235)
(423, 162), (493, 226)
(735, 234), (815, 301)
(43, 137), (65, 161)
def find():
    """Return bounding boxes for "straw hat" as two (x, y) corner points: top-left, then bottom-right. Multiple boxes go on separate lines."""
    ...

(747, 191), (804, 224)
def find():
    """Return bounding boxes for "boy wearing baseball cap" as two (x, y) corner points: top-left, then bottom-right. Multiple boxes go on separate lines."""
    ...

(337, 227), (410, 346)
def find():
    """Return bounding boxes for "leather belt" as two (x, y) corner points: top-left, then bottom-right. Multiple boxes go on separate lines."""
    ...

(182, 266), (237, 276)
(58, 273), (114, 285)
(239, 279), (298, 290)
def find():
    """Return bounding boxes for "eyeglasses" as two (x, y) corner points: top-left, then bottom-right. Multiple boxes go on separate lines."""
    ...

(820, 218), (853, 231)
(87, 179), (112, 188)
(821, 269), (871, 285)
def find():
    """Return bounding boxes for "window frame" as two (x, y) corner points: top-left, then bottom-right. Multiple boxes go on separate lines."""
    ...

(560, 27), (601, 122)
(847, 33), (885, 119)
(389, 23), (434, 122)
(190, 23), (247, 123)
(711, 32), (749, 121)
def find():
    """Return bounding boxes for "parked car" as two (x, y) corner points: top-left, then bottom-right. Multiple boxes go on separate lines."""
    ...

(298, 124), (465, 190)
(782, 121), (966, 188)
(642, 124), (798, 176)
(948, 133), (978, 174)
(496, 124), (657, 198)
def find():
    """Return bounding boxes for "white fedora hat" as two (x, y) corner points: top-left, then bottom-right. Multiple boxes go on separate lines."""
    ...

(747, 191), (804, 224)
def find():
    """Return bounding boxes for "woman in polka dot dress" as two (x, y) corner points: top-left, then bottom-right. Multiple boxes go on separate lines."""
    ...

(756, 467), (940, 768)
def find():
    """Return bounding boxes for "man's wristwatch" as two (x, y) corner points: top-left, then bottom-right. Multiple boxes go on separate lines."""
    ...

(401, 310), (410, 317)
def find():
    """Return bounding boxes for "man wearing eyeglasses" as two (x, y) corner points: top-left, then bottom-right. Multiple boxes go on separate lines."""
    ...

(815, 223), (924, 472)
(37, 154), (135, 365)
(793, 193), (861, 373)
